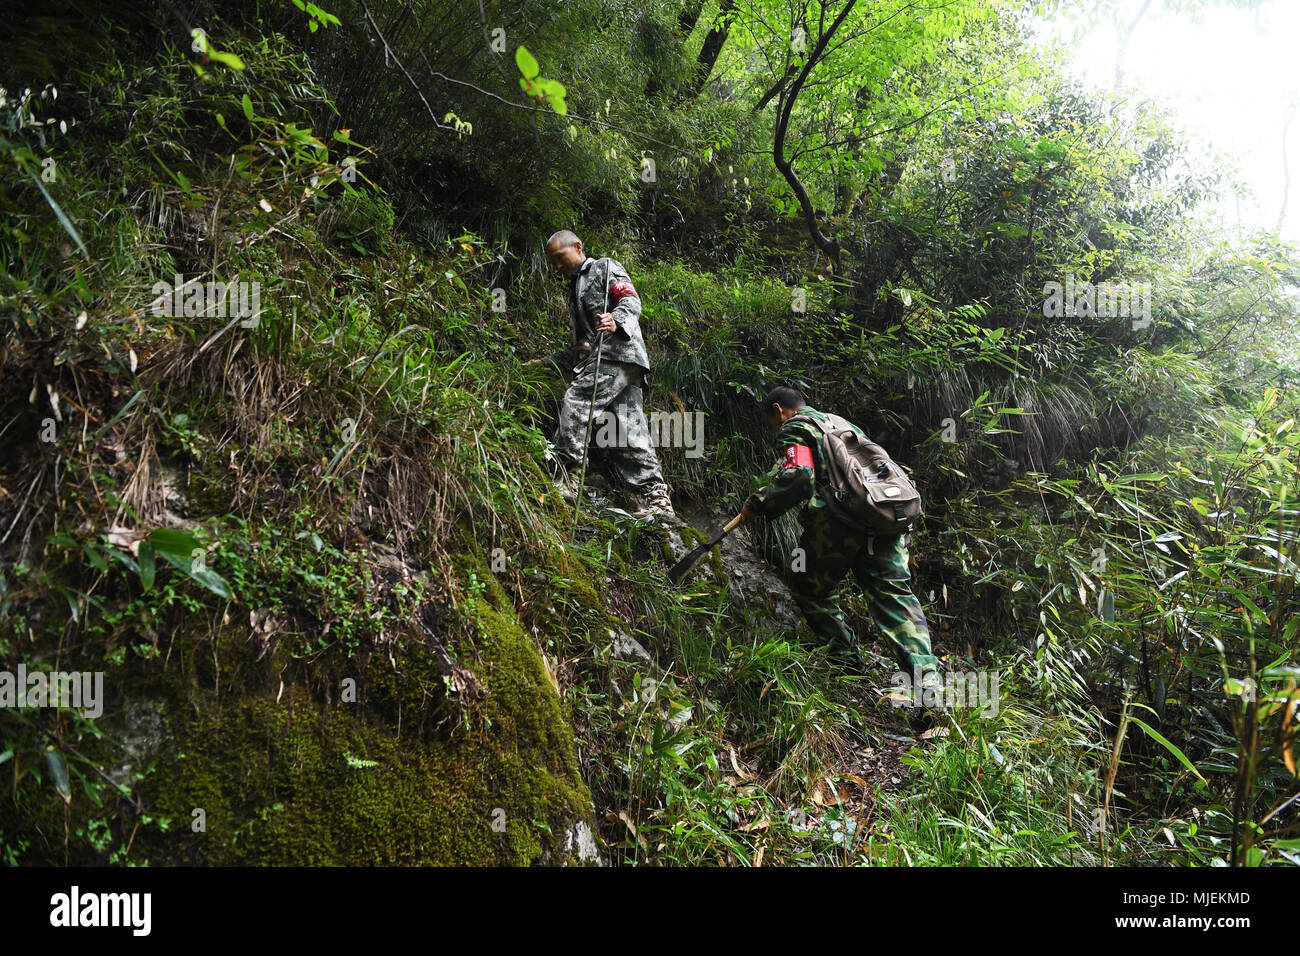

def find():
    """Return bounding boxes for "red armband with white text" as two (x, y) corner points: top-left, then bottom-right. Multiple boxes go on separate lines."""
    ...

(781, 444), (814, 470)
(609, 279), (639, 303)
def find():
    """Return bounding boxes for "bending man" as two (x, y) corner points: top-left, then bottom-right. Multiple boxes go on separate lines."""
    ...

(741, 386), (939, 679)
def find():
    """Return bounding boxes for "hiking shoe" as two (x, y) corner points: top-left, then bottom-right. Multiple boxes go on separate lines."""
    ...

(631, 483), (680, 524)
(890, 670), (945, 711)
(916, 668), (944, 708)
(907, 704), (942, 734)
(828, 644), (869, 675)
(882, 686), (917, 708)
(554, 472), (581, 502)
(882, 672), (934, 709)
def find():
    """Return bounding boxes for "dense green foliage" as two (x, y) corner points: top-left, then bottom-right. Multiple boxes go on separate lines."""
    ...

(1, 0), (1297, 866)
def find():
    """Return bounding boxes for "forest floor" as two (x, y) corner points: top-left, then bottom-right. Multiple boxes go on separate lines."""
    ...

(646, 499), (949, 857)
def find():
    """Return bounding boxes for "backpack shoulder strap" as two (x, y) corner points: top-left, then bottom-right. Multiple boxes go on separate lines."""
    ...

(791, 412), (863, 438)
(787, 412), (830, 434)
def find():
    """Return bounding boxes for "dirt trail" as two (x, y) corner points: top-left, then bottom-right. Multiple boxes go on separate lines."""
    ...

(669, 500), (948, 820)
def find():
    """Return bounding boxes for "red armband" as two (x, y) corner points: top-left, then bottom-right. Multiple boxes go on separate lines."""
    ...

(781, 444), (814, 470)
(609, 279), (639, 303)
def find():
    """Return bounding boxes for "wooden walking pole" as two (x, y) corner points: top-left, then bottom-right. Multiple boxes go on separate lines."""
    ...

(571, 261), (612, 536)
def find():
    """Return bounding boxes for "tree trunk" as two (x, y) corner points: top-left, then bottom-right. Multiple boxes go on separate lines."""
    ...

(1276, 100), (1296, 233)
(772, 0), (859, 279)
(681, 0), (736, 101)
(677, 0), (705, 37)
(1113, 0), (1153, 92)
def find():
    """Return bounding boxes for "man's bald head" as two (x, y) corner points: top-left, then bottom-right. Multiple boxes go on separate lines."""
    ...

(546, 229), (581, 252)
(545, 229), (586, 277)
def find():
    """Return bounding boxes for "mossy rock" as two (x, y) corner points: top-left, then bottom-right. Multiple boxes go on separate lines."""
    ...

(3, 556), (595, 865)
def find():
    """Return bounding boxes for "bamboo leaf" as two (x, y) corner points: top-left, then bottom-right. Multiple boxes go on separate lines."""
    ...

(1129, 716), (1207, 785)
(25, 166), (87, 256)
(45, 748), (72, 804)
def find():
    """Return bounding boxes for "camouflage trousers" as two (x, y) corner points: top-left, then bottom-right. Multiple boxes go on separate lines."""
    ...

(787, 508), (939, 674)
(552, 359), (666, 493)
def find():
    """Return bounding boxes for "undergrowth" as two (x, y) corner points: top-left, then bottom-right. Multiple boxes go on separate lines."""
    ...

(0, 9), (1294, 867)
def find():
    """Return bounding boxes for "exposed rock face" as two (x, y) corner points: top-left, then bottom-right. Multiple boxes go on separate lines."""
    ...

(676, 504), (800, 628)
(610, 628), (652, 664)
(0, 530), (599, 865)
(559, 820), (602, 865)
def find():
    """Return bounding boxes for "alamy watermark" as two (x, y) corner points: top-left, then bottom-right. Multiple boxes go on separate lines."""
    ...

(49, 886), (150, 936)
(890, 667), (1000, 717)
(593, 407), (705, 459)
(1042, 275), (1152, 330)
(150, 274), (262, 327)
(0, 665), (104, 718)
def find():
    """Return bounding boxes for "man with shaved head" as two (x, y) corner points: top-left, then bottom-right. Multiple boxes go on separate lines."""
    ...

(540, 230), (676, 522)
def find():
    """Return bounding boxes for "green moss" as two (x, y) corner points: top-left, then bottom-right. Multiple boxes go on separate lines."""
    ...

(136, 688), (586, 865)
(3, 538), (593, 865)
(125, 569), (592, 864)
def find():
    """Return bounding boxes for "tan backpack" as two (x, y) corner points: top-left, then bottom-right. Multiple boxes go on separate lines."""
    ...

(790, 412), (923, 535)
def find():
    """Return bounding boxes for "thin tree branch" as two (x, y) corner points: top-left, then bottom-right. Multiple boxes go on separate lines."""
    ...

(416, 55), (691, 156)
(477, 0), (542, 151)
(359, 0), (455, 133)
(773, 0), (861, 271)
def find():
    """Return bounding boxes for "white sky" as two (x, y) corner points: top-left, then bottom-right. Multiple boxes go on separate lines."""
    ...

(1035, 0), (1300, 243)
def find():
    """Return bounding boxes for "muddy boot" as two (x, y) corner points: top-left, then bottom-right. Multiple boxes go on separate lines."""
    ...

(888, 669), (944, 723)
(553, 471), (581, 503)
(907, 705), (941, 734)
(827, 641), (869, 675)
(631, 483), (680, 525)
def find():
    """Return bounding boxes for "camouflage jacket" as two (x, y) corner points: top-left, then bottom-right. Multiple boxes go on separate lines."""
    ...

(744, 406), (871, 520)
(550, 256), (650, 373)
